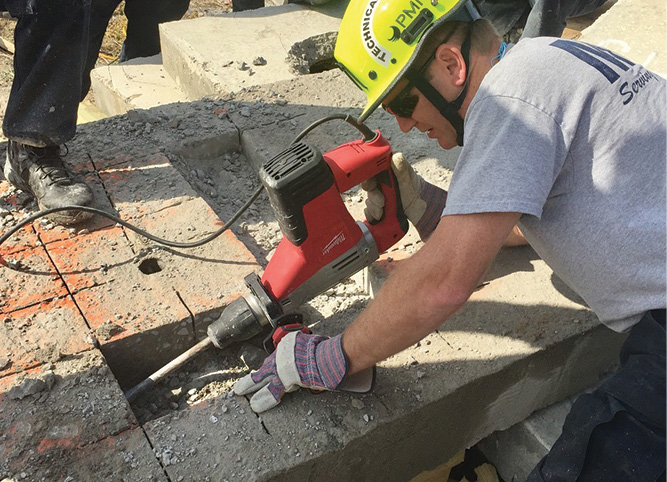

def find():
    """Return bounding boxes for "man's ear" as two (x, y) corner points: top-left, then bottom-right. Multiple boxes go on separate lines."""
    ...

(433, 43), (466, 87)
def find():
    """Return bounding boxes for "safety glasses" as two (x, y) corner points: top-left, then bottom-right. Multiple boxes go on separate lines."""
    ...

(383, 83), (420, 118)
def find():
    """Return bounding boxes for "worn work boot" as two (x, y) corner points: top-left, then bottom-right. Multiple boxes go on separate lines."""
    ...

(3, 140), (94, 225)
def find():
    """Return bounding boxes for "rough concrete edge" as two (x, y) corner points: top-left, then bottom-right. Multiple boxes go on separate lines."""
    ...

(160, 24), (224, 101)
(90, 67), (135, 116)
(261, 324), (625, 482)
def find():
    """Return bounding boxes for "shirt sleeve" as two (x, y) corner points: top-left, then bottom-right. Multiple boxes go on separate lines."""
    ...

(443, 94), (569, 219)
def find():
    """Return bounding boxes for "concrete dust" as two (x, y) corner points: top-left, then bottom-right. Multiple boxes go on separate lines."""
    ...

(0, 351), (136, 480)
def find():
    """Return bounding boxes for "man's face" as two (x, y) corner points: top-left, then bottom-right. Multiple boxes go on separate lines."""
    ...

(383, 82), (460, 150)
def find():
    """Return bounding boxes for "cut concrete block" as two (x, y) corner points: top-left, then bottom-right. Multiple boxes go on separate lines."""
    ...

(0, 296), (93, 377)
(144, 395), (271, 479)
(72, 270), (195, 390)
(159, 3), (347, 100)
(45, 226), (137, 294)
(90, 55), (189, 116)
(0, 246), (69, 314)
(579, 0), (665, 77)
(0, 350), (136, 480)
(31, 428), (168, 481)
(477, 396), (576, 482)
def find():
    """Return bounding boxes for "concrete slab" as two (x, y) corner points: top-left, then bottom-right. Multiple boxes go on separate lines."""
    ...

(0, 296), (93, 377)
(0, 350), (137, 480)
(72, 271), (195, 390)
(478, 395), (576, 481)
(159, 3), (347, 100)
(0, 246), (69, 314)
(90, 55), (190, 116)
(578, 0), (666, 77)
(1, 98), (261, 393)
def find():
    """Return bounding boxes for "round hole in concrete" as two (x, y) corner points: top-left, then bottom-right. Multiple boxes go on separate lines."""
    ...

(138, 257), (164, 275)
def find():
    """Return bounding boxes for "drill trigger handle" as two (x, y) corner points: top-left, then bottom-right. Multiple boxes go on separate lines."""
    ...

(263, 313), (311, 353)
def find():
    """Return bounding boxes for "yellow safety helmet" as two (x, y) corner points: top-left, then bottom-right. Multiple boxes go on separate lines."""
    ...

(335, 0), (478, 123)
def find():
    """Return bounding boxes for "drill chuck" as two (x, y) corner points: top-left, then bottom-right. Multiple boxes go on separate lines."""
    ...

(206, 296), (266, 349)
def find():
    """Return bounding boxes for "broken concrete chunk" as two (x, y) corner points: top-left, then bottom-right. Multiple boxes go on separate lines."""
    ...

(8, 377), (48, 400)
(96, 321), (125, 341)
(286, 31), (337, 75)
(126, 108), (160, 124)
(238, 343), (266, 370)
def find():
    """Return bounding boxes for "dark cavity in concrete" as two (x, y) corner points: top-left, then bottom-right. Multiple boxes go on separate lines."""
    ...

(287, 32), (338, 75)
(139, 257), (164, 275)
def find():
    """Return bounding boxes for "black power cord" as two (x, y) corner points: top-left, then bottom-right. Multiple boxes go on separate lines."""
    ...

(0, 114), (373, 250)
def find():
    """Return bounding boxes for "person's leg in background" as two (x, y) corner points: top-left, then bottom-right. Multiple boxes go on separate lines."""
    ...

(522, 0), (608, 38)
(2, 0), (95, 224)
(525, 309), (666, 481)
(82, 0), (121, 98)
(121, 0), (190, 61)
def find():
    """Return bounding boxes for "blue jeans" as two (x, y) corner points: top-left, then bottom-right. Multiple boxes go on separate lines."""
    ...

(526, 309), (666, 482)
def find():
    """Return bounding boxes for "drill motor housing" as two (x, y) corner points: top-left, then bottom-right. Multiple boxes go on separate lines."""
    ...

(260, 131), (408, 313)
(207, 130), (408, 350)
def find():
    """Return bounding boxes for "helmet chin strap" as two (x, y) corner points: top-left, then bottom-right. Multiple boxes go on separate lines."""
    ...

(404, 25), (472, 146)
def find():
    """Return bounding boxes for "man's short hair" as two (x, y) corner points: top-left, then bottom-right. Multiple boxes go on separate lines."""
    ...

(414, 18), (501, 72)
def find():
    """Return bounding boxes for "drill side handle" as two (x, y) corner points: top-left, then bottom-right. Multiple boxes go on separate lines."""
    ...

(324, 130), (409, 253)
(365, 165), (409, 253)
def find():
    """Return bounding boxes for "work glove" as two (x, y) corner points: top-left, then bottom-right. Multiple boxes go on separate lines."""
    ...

(362, 153), (448, 240)
(234, 332), (374, 413)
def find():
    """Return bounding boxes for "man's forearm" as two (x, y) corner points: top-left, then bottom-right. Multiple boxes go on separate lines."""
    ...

(342, 211), (522, 375)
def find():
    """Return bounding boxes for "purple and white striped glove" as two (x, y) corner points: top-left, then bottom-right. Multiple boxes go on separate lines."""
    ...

(234, 332), (374, 413)
(363, 153), (447, 240)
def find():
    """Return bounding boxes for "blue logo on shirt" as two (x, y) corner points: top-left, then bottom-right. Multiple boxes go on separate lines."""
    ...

(550, 39), (654, 105)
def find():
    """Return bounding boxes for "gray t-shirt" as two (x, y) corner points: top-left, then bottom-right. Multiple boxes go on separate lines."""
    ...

(443, 37), (666, 332)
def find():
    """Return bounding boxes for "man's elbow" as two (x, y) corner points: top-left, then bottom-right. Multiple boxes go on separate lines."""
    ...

(417, 283), (471, 331)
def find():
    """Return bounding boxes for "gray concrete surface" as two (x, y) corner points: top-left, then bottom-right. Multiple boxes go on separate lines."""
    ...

(579, 0), (665, 78)
(160, 2), (348, 100)
(90, 55), (189, 115)
(478, 395), (576, 481)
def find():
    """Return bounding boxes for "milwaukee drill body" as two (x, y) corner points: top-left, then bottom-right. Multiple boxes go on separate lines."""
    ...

(207, 131), (408, 348)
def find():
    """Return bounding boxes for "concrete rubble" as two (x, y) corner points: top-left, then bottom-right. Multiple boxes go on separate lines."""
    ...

(1, 0), (663, 479)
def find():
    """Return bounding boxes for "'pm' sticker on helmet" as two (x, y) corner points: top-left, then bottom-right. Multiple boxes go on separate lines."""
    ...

(361, 0), (392, 67)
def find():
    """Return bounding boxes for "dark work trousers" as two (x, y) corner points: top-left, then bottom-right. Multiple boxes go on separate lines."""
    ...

(123, 0), (189, 60)
(526, 309), (666, 482)
(522, 0), (608, 38)
(474, 0), (607, 38)
(0, 0), (189, 147)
